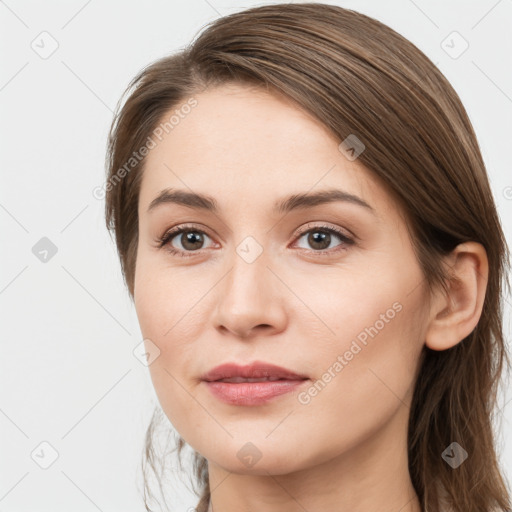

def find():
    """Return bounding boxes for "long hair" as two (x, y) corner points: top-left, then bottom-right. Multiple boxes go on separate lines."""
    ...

(104, 4), (511, 511)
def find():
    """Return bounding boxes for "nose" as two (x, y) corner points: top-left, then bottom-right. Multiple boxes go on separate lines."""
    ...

(213, 249), (287, 339)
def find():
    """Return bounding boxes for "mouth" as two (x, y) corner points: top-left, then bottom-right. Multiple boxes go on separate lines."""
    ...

(212, 376), (305, 383)
(201, 361), (310, 406)
(201, 361), (309, 382)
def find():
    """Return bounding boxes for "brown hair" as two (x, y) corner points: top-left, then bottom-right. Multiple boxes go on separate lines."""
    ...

(104, 3), (511, 511)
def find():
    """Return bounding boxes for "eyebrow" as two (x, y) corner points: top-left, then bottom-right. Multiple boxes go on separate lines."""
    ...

(147, 188), (375, 215)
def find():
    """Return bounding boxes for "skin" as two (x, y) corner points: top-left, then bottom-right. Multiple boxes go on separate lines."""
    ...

(133, 83), (488, 512)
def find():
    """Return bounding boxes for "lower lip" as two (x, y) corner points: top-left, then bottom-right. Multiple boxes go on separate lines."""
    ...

(204, 379), (309, 406)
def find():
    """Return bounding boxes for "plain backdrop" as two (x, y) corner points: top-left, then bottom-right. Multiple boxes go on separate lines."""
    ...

(1, 0), (511, 510)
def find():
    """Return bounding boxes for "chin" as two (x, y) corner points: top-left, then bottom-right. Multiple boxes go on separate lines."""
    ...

(205, 446), (308, 476)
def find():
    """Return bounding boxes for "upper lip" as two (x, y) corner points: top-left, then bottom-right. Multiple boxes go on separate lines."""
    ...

(201, 361), (309, 382)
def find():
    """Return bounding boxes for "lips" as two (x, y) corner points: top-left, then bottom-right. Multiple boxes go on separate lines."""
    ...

(201, 361), (309, 383)
(202, 361), (310, 406)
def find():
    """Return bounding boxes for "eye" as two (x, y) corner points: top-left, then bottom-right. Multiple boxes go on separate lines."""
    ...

(157, 222), (355, 258)
(293, 223), (354, 255)
(157, 224), (215, 257)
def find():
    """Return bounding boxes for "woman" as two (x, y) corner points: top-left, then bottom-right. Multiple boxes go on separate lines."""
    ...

(104, 3), (511, 511)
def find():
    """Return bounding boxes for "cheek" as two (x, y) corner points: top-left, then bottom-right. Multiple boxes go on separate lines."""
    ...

(134, 253), (203, 338)
(133, 262), (212, 430)
(291, 298), (423, 463)
(285, 262), (407, 348)
(291, 261), (424, 407)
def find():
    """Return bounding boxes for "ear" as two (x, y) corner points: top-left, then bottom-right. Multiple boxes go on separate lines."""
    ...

(425, 242), (489, 351)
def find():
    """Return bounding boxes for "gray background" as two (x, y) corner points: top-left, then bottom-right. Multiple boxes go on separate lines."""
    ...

(1, 0), (511, 510)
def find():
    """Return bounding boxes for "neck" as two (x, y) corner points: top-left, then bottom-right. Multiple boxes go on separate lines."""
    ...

(205, 404), (421, 512)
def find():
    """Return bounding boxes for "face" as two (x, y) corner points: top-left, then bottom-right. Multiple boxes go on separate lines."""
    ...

(134, 83), (430, 475)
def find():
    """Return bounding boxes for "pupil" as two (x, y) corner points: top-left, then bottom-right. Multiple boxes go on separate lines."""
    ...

(183, 231), (203, 250)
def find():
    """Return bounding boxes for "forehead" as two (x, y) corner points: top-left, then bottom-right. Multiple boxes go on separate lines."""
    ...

(138, 83), (398, 220)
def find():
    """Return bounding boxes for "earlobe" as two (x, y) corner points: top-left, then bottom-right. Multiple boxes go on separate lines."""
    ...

(424, 242), (488, 351)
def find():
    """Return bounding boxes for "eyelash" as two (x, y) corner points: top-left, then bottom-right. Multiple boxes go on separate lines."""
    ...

(156, 223), (355, 258)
